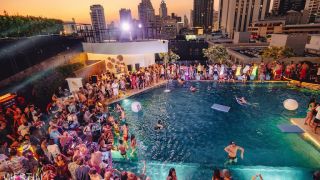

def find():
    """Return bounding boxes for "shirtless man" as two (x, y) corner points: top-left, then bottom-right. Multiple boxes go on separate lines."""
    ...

(239, 97), (247, 104)
(224, 142), (244, 165)
(190, 86), (197, 92)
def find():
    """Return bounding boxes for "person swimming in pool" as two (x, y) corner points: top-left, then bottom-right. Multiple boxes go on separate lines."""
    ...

(239, 97), (247, 104)
(224, 141), (244, 165)
(154, 120), (164, 130)
(190, 85), (197, 92)
(177, 78), (185, 86)
(236, 97), (247, 105)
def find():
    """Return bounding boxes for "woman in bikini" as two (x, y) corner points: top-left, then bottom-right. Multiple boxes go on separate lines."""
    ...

(304, 98), (316, 126)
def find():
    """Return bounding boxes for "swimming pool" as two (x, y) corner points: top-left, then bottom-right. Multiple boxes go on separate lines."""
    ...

(113, 82), (320, 179)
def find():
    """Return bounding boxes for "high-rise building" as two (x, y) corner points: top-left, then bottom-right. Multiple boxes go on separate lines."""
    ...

(272, 0), (281, 15)
(213, 10), (219, 31)
(184, 15), (190, 28)
(138, 0), (155, 27)
(177, 22), (184, 34)
(193, 0), (214, 32)
(171, 13), (182, 22)
(159, 0), (168, 18)
(218, 0), (271, 38)
(161, 18), (177, 39)
(119, 9), (132, 24)
(190, 10), (194, 27)
(90, 4), (107, 42)
(138, 0), (157, 38)
(303, 0), (320, 23)
(275, 0), (306, 15)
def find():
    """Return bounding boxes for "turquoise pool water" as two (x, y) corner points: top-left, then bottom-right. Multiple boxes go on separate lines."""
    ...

(112, 82), (320, 179)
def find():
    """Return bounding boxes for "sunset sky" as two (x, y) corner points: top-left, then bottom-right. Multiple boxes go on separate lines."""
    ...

(1, 0), (273, 24)
(1, 0), (214, 24)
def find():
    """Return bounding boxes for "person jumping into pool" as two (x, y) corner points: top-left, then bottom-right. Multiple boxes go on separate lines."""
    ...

(190, 85), (197, 92)
(224, 141), (245, 165)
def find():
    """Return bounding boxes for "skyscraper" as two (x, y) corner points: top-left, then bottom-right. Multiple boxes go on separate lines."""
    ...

(119, 9), (132, 24)
(184, 14), (189, 28)
(90, 4), (107, 42)
(213, 10), (219, 31)
(159, 0), (168, 18)
(275, 0), (306, 15)
(193, 0), (214, 32)
(138, 0), (155, 27)
(304, 0), (320, 23)
(190, 10), (194, 27)
(272, 0), (281, 15)
(218, 0), (271, 38)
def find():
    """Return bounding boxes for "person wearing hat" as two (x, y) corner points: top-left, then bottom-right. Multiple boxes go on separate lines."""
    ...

(224, 141), (245, 165)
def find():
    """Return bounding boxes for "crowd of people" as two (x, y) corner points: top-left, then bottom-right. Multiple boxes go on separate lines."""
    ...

(0, 61), (319, 180)
(0, 64), (167, 179)
(165, 61), (320, 83)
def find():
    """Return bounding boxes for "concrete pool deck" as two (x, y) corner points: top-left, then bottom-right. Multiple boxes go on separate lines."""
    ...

(285, 78), (320, 91)
(291, 118), (320, 147)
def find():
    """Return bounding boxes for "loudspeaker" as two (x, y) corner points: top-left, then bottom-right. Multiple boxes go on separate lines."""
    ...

(91, 75), (98, 83)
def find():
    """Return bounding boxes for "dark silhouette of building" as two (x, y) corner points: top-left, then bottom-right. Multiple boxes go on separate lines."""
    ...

(274, 0), (306, 15)
(193, 0), (214, 32)
(168, 37), (208, 62)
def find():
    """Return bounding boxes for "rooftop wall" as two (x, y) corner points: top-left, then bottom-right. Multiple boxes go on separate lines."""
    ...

(82, 40), (168, 55)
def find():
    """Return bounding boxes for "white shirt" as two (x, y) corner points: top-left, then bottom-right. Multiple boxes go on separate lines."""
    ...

(112, 82), (119, 90)
(47, 144), (61, 159)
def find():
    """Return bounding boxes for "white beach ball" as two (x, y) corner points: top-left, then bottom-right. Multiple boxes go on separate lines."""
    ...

(283, 99), (299, 111)
(131, 101), (142, 113)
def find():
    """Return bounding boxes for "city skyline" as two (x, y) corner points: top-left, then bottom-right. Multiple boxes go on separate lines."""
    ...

(1, 0), (221, 24)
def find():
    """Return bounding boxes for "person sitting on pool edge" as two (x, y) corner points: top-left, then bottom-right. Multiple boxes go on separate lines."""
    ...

(154, 120), (164, 130)
(224, 141), (244, 165)
(190, 85), (197, 92)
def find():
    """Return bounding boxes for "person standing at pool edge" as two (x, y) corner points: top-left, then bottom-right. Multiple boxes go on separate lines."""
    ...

(224, 142), (245, 165)
(167, 168), (177, 180)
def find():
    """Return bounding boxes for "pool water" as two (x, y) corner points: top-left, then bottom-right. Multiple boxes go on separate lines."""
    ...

(112, 82), (320, 179)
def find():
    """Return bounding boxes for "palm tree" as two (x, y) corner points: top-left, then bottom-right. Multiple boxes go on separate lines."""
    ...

(159, 50), (180, 92)
(203, 45), (229, 64)
(159, 50), (180, 65)
(262, 46), (294, 61)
